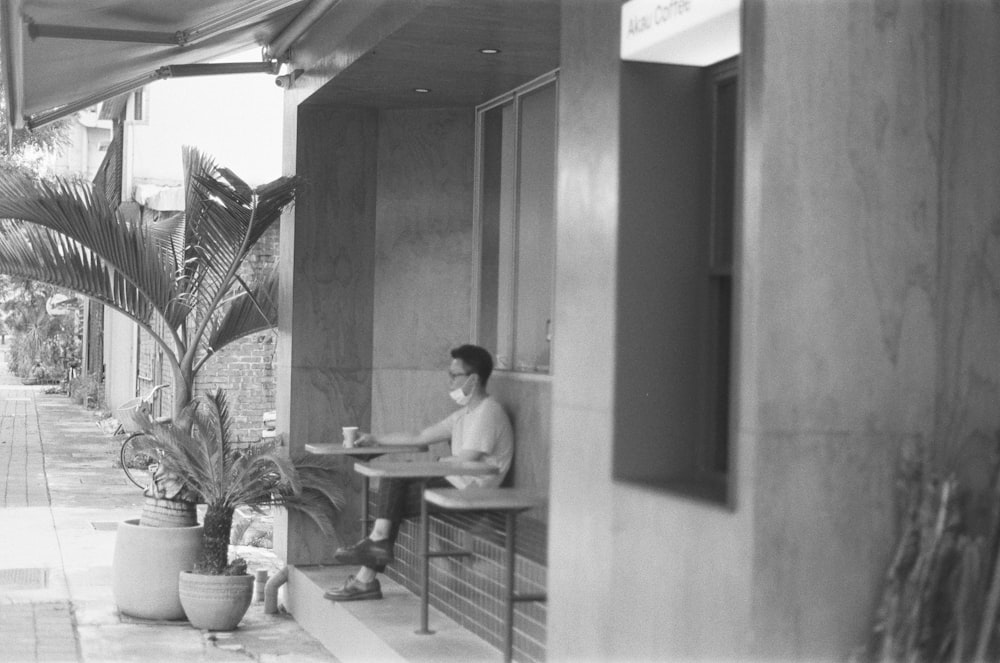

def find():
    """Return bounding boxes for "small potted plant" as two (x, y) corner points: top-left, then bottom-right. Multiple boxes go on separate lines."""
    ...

(134, 388), (344, 630)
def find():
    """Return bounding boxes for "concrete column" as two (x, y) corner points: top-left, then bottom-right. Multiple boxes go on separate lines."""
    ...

(274, 104), (378, 565)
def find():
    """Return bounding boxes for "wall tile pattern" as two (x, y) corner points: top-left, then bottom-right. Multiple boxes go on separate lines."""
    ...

(383, 505), (548, 663)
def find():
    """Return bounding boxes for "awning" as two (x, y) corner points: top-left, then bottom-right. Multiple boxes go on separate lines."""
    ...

(1, 0), (328, 129)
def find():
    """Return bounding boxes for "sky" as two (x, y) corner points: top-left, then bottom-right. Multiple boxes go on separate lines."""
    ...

(130, 48), (285, 187)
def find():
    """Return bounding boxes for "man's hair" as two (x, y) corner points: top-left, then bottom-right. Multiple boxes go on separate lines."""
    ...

(451, 344), (494, 386)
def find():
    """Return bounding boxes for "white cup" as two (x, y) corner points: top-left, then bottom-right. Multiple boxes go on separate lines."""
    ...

(342, 426), (359, 448)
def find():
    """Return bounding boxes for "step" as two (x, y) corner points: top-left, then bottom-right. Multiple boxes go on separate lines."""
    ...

(286, 564), (502, 663)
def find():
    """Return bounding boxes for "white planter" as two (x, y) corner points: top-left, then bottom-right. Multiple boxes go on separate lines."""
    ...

(178, 571), (254, 631)
(112, 518), (203, 620)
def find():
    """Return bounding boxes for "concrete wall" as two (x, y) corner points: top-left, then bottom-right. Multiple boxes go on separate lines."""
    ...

(549, 3), (753, 660)
(549, 0), (1000, 661)
(744, 1), (943, 658)
(935, 0), (1000, 517)
(369, 107), (552, 503)
(371, 108), (475, 439)
(275, 105), (378, 564)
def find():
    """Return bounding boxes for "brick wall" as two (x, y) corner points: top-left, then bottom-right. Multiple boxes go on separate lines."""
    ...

(136, 226), (279, 442)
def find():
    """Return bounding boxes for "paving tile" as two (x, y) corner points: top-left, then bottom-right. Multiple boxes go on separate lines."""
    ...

(1, 384), (341, 663)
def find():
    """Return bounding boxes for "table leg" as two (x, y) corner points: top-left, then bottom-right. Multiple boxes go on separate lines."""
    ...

(416, 479), (434, 635)
(504, 511), (517, 663)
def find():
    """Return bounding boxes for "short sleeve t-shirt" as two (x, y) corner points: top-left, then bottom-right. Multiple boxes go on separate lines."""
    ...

(441, 396), (513, 489)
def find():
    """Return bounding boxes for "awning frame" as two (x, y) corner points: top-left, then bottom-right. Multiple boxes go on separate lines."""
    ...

(2, 0), (324, 130)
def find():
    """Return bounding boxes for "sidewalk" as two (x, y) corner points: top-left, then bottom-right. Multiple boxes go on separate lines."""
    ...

(0, 371), (337, 662)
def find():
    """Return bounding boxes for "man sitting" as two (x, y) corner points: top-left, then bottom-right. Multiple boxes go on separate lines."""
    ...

(324, 344), (514, 601)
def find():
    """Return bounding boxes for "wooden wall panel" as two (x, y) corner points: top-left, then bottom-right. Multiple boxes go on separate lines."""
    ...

(747, 1), (943, 659)
(369, 107), (552, 500)
(275, 105), (378, 563)
(370, 108), (475, 447)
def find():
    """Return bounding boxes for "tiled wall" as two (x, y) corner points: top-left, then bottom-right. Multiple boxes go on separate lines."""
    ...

(384, 512), (548, 663)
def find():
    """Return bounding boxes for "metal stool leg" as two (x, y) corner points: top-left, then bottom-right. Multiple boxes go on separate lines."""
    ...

(504, 511), (517, 663)
(416, 479), (434, 635)
(360, 475), (369, 530)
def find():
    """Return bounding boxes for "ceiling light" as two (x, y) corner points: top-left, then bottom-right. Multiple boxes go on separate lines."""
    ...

(479, 48), (501, 54)
(414, 88), (431, 93)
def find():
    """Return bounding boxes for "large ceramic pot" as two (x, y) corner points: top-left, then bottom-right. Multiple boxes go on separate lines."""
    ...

(112, 518), (203, 620)
(178, 571), (254, 631)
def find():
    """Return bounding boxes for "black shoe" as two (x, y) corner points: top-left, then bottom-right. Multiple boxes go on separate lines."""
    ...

(333, 537), (394, 567)
(323, 575), (382, 602)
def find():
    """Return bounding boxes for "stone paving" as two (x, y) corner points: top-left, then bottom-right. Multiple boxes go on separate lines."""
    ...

(0, 348), (339, 663)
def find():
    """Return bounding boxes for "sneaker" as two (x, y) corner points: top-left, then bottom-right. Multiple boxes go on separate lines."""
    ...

(333, 537), (394, 567)
(324, 575), (382, 602)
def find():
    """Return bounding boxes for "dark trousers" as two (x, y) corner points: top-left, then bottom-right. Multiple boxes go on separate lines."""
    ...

(374, 476), (451, 545)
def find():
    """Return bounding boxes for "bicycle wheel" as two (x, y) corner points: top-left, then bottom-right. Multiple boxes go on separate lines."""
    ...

(120, 432), (159, 489)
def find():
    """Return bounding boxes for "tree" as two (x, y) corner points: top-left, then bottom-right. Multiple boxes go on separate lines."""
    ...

(0, 276), (79, 379)
(0, 71), (70, 177)
(0, 146), (299, 421)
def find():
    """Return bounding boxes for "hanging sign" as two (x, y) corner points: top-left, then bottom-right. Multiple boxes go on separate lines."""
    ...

(621, 0), (740, 66)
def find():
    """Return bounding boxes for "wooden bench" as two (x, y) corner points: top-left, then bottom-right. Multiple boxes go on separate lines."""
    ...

(423, 488), (547, 663)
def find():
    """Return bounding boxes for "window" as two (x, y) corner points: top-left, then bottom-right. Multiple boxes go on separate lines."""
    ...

(703, 59), (737, 476)
(129, 88), (147, 123)
(474, 72), (558, 374)
(613, 57), (739, 506)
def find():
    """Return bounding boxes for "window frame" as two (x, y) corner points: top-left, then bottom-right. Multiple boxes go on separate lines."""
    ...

(611, 55), (741, 508)
(127, 87), (149, 125)
(471, 69), (559, 376)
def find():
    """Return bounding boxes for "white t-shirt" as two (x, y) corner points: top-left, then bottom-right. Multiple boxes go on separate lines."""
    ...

(437, 396), (514, 489)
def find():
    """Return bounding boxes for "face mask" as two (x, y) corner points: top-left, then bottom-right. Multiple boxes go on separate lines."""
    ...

(449, 375), (474, 406)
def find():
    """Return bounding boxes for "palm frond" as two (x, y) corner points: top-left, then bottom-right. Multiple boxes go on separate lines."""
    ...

(0, 178), (181, 326)
(0, 223), (158, 327)
(205, 270), (279, 358)
(136, 390), (344, 538)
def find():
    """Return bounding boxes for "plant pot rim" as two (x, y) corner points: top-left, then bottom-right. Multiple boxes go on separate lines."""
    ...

(120, 517), (202, 530)
(179, 570), (251, 578)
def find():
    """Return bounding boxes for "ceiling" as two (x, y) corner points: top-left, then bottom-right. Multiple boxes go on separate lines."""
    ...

(302, 0), (561, 109)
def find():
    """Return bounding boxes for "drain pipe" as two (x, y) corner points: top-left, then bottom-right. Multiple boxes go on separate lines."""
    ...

(264, 566), (290, 614)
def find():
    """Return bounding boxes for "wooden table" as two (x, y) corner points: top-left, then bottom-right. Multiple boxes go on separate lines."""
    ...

(424, 488), (547, 663)
(353, 460), (499, 635)
(305, 443), (428, 528)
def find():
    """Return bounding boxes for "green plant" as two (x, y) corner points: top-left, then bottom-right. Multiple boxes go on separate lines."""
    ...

(131, 389), (344, 575)
(0, 277), (79, 379)
(68, 372), (101, 408)
(0, 147), (299, 421)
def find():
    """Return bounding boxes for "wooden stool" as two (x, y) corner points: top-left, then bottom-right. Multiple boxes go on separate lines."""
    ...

(423, 487), (547, 663)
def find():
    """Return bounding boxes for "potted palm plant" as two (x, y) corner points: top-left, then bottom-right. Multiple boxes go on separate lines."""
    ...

(0, 146), (303, 619)
(130, 388), (344, 630)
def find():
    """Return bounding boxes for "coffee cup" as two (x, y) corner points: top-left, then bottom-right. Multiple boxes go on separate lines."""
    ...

(342, 426), (359, 448)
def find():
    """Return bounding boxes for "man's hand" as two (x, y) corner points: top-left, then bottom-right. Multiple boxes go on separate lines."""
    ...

(354, 433), (375, 447)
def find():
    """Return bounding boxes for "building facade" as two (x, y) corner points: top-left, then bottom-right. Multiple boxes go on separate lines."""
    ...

(6, 0), (1000, 659)
(271, 1), (1000, 660)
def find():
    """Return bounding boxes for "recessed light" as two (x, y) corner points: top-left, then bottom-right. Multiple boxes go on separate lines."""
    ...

(414, 87), (431, 93)
(479, 48), (501, 55)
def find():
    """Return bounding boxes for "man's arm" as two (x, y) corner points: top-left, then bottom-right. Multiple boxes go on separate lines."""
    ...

(356, 418), (452, 447)
(439, 448), (486, 463)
